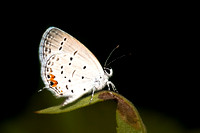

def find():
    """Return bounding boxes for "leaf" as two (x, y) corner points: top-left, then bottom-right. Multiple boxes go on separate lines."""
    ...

(36, 91), (146, 133)
(98, 91), (147, 133)
(35, 91), (104, 114)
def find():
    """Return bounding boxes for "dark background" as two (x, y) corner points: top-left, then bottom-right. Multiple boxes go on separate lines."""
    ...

(1, 2), (198, 132)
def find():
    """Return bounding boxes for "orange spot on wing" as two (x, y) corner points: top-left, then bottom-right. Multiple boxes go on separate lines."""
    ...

(49, 74), (55, 80)
(52, 80), (58, 87)
(49, 74), (58, 87)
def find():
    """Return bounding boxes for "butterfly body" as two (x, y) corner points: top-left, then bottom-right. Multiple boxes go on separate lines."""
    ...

(39, 27), (116, 106)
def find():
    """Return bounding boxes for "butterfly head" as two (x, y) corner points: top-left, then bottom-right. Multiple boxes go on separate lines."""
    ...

(103, 67), (113, 78)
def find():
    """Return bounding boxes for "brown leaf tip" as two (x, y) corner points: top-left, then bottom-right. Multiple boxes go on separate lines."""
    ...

(98, 91), (141, 129)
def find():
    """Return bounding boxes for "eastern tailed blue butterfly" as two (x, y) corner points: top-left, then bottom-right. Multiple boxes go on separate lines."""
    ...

(39, 27), (117, 106)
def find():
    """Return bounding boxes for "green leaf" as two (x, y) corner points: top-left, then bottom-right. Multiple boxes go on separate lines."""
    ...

(36, 91), (146, 133)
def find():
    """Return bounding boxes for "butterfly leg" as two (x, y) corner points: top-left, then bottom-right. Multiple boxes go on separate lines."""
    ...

(89, 87), (96, 104)
(107, 81), (118, 93)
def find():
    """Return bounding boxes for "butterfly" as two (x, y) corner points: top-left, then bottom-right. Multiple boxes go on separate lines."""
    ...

(39, 27), (117, 106)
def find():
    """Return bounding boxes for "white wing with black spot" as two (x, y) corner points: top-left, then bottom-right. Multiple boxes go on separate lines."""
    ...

(39, 27), (109, 105)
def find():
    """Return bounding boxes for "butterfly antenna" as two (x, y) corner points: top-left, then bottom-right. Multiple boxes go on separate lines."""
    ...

(106, 54), (126, 67)
(104, 45), (120, 67)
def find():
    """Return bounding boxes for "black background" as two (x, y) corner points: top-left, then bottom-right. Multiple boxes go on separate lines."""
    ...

(1, 2), (198, 131)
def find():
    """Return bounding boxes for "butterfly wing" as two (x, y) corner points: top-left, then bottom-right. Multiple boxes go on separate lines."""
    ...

(39, 27), (105, 102)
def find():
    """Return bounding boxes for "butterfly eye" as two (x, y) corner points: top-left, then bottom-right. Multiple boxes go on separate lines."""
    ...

(104, 67), (113, 77)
